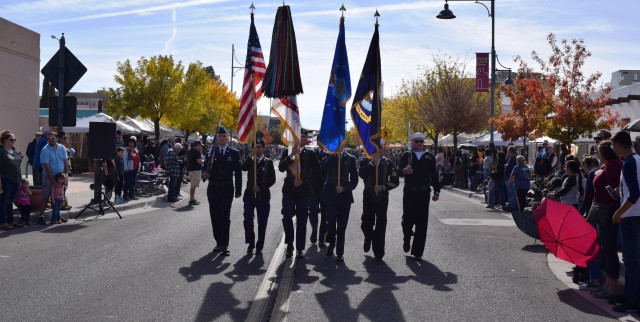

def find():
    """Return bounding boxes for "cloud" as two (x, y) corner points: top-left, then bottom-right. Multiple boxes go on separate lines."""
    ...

(162, 8), (178, 55)
(22, 0), (231, 26)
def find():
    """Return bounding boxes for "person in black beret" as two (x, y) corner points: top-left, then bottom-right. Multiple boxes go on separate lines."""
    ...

(202, 126), (242, 256)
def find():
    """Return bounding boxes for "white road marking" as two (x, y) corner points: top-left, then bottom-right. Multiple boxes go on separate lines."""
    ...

(246, 233), (286, 322)
(439, 218), (516, 226)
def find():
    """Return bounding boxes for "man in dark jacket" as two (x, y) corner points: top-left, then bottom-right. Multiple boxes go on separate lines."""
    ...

(278, 129), (321, 258)
(359, 142), (399, 261)
(202, 126), (242, 256)
(242, 139), (276, 255)
(399, 132), (440, 261)
(322, 146), (358, 262)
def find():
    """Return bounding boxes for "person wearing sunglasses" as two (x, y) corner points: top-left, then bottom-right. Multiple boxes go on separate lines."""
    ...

(0, 131), (24, 229)
(398, 132), (440, 261)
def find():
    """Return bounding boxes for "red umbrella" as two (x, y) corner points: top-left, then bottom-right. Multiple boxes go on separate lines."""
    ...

(533, 198), (600, 267)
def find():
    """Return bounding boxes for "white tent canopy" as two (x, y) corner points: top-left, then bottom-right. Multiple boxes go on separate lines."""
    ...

(438, 133), (473, 146)
(122, 116), (154, 135)
(139, 119), (179, 138)
(64, 113), (138, 134)
(469, 131), (524, 146)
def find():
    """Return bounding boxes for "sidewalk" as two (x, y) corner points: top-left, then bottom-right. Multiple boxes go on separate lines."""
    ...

(443, 185), (639, 321)
(14, 173), (187, 223)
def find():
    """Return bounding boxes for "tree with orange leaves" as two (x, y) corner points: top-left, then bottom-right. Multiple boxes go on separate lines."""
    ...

(494, 69), (551, 149)
(515, 33), (617, 144)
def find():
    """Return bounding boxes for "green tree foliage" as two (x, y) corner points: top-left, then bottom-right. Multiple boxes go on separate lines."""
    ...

(105, 56), (238, 141)
(105, 55), (184, 141)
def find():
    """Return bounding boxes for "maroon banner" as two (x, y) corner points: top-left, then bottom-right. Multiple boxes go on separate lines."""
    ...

(476, 53), (489, 92)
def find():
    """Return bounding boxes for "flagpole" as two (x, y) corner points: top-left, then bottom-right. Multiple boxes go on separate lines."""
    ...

(252, 74), (258, 199)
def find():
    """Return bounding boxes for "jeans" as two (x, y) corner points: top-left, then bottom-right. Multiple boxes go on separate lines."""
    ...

(621, 216), (640, 304)
(506, 179), (517, 209)
(599, 222), (620, 279)
(51, 199), (62, 222)
(0, 178), (18, 225)
(167, 176), (180, 200)
(488, 190), (496, 207)
(495, 178), (506, 206)
(124, 170), (137, 199)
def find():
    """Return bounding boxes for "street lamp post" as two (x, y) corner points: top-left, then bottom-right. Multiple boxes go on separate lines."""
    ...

(437, 0), (496, 145)
(230, 44), (245, 94)
(51, 33), (65, 132)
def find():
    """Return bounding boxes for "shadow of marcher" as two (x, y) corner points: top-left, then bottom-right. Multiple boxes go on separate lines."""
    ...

(173, 205), (196, 213)
(194, 281), (250, 322)
(311, 261), (364, 321)
(178, 252), (230, 282)
(556, 289), (614, 319)
(521, 244), (547, 253)
(357, 257), (410, 322)
(406, 257), (458, 292)
(224, 254), (267, 282)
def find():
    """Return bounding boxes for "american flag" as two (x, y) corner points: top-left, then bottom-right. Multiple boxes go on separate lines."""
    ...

(238, 13), (266, 144)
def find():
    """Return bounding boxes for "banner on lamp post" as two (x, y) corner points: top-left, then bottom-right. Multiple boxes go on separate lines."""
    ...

(476, 53), (489, 92)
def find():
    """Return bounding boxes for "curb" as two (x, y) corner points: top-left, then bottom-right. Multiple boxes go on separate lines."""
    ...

(442, 186), (486, 202)
(444, 185), (637, 321)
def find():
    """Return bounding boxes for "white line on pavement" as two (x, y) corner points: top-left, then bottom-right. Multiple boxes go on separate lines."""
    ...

(246, 233), (286, 322)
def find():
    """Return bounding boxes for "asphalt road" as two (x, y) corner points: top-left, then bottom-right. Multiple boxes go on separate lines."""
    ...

(0, 165), (618, 321)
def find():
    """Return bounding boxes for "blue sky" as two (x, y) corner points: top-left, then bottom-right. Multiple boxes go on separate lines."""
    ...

(2, 0), (638, 130)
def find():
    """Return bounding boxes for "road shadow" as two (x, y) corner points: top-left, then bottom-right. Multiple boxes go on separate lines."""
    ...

(194, 281), (250, 322)
(224, 254), (267, 282)
(313, 261), (364, 322)
(556, 289), (615, 319)
(178, 252), (231, 282)
(405, 257), (458, 292)
(357, 257), (410, 321)
(39, 224), (87, 234)
(173, 205), (196, 213)
(521, 244), (547, 253)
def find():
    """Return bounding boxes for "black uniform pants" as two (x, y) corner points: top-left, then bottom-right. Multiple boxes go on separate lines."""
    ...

(207, 185), (234, 248)
(282, 194), (309, 251)
(402, 189), (431, 257)
(243, 193), (270, 251)
(325, 202), (352, 257)
(361, 192), (389, 259)
(307, 193), (324, 243)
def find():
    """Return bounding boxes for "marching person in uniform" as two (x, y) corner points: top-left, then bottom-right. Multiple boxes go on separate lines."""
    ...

(202, 126), (242, 256)
(399, 132), (440, 261)
(242, 139), (276, 255)
(322, 145), (358, 262)
(359, 139), (399, 262)
(308, 139), (325, 247)
(278, 128), (321, 258)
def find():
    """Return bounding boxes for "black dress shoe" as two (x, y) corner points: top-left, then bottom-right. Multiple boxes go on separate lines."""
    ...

(255, 249), (263, 255)
(414, 255), (422, 261)
(220, 247), (230, 256)
(336, 256), (344, 262)
(60, 218), (68, 223)
(318, 242), (326, 248)
(364, 238), (372, 252)
(326, 246), (334, 257)
(247, 245), (255, 254)
(213, 246), (221, 252)
(310, 231), (317, 244)
(375, 257), (383, 262)
(37, 217), (47, 225)
(296, 251), (304, 259)
(403, 238), (411, 253)
(60, 205), (72, 211)
(285, 244), (294, 258)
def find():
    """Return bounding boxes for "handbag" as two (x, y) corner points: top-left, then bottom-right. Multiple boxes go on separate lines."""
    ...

(586, 202), (611, 225)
